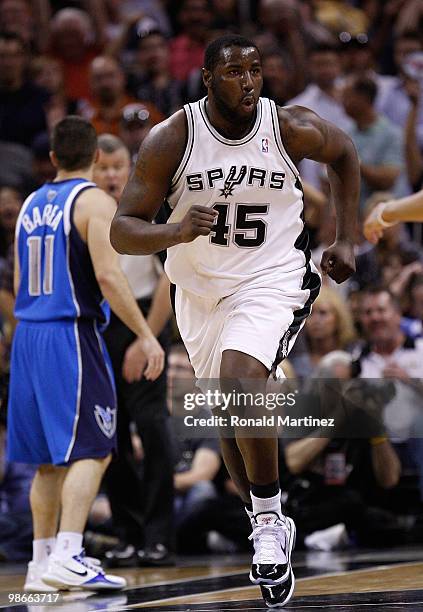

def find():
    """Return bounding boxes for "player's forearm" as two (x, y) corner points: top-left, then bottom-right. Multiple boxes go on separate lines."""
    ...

(97, 267), (154, 339)
(382, 190), (423, 223)
(327, 141), (360, 242)
(110, 216), (182, 255)
(146, 274), (172, 336)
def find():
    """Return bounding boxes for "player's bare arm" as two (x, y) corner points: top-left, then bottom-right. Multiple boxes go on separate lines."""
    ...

(110, 111), (217, 255)
(278, 105), (360, 284)
(76, 187), (165, 380)
(364, 189), (423, 244)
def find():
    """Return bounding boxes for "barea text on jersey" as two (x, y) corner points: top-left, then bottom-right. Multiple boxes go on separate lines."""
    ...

(186, 165), (285, 192)
(21, 205), (63, 234)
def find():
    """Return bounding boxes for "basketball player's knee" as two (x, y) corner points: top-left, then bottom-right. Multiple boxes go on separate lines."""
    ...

(221, 351), (268, 379)
(38, 464), (63, 477)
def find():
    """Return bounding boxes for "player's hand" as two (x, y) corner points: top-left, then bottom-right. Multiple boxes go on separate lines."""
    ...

(122, 335), (164, 382)
(178, 205), (218, 243)
(363, 202), (390, 244)
(122, 339), (147, 383)
(320, 240), (355, 284)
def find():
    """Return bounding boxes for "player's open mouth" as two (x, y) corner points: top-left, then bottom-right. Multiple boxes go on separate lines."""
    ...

(241, 96), (255, 108)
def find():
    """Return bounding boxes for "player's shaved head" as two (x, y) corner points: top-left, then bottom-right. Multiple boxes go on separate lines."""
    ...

(204, 34), (259, 73)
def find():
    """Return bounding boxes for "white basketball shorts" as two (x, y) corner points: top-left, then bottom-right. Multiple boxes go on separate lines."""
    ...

(173, 267), (321, 380)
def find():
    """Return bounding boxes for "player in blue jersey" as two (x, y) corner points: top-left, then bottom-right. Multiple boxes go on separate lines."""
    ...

(7, 116), (164, 592)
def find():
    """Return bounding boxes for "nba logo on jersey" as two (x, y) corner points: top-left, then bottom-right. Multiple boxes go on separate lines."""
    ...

(261, 138), (269, 153)
(94, 405), (117, 438)
(47, 189), (57, 202)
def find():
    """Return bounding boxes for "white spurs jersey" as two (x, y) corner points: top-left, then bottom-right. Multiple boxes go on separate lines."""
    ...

(165, 97), (312, 299)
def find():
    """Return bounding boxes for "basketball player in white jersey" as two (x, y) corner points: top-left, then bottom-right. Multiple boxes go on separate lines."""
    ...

(111, 35), (359, 607)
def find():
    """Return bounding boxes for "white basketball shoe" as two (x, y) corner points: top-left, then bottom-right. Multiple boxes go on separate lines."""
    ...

(24, 561), (58, 592)
(42, 549), (126, 591)
(249, 512), (296, 586)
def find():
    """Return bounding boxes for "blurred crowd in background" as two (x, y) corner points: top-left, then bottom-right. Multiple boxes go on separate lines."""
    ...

(1, 0), (423, 568)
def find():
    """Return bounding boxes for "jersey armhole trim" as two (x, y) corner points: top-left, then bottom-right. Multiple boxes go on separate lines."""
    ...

(14, 191), (37, 241)
(170, 104), (194, 189)
(64, 182), (97, 237)
(269, 100), (300, 180)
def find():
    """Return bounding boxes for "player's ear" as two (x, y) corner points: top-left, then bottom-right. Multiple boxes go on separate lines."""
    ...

(202, 67), (212, 88)
(93, 148), (100, 164)
(49, 151), (59, 168)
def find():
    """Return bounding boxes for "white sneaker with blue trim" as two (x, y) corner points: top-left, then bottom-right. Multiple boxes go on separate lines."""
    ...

(42, 550), (126, 591)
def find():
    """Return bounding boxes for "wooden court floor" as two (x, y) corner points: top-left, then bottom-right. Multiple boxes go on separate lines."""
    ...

(0, 546), (422, 611)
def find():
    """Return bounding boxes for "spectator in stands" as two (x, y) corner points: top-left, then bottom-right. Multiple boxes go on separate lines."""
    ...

(130, 23), (183, 117)
(119, 103), (154, 165)
(0, 243), (15, 345)
(288, 43), (352, 190)
(342, 76), (403, 209)
(0, 186), (21, 267)
(30, 133), (55, 190)
(167, 344), (237, 555)
(0, 32), (49, 147)
(30, 56), (78, 130)
(376, 32), (423, 151)
(169, 0), (212, 82)
(356, 287), (423, 499)
(299, 287), (356, 376)
(401, 273), (423, 340)
(261, 49), (293, 106)
(173, 413), (221, 536)
(212, 0), (239, 30)
(0, 185), (19, 348)
(258, 0), (310, 96)
(283, 352), (402, 550)
(0, 142), (32, 196)
(339, 33), (373, 77)
(106, 0), (172, 41)
(81, 55), (162, 136)
(93, 134), (174, 568)
(0, 0), (34, 47)
(338, 32), (395, 101)
(404, 77), (423, 192)
(48, 8), (104, 100)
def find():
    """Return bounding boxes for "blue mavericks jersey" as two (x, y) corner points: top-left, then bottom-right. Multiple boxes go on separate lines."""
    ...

(15, 179), (107, 324)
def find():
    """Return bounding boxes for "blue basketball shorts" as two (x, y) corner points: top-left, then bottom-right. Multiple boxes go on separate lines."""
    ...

(7, 319), (117, 466)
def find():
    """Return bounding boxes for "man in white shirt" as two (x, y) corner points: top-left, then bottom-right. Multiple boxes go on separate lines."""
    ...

(288, 44), (353, 189)
(94, 134), (174, 567)
(353, 287), (423, 498)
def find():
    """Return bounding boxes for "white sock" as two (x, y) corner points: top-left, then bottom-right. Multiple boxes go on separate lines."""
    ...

(32, 538), (56, 566)
(54, 532), (83, 560)
(251, 491), (282, 521)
